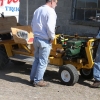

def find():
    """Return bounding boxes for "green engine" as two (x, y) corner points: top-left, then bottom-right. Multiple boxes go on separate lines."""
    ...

(65, 40), (82, 57)
(57, 35), (86, 59)
(61, 39), (85, 59)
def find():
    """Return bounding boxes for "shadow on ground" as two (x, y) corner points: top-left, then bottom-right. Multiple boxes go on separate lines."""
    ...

(77, 75), (94, 87)
(0, 62), (94, 87)
(0, 62), (32, 86)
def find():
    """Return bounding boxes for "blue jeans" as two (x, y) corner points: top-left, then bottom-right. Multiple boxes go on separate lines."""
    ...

(93, 42), (100, 81)
(30, 37), (52, 83)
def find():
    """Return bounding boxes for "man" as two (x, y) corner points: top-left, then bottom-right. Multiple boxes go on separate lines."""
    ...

(91, 29), (100, 88)
(30, 0), (58, 87)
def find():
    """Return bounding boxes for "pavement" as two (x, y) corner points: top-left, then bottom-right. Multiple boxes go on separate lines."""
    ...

(0, 62), (100, 100)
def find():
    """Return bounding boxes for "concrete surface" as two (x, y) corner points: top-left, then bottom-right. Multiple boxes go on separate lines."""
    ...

(0, 62), (100, 100)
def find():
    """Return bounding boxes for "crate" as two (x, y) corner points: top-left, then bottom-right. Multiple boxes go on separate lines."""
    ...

(0, 16), (17, 34)
(11, 26), (34, 44)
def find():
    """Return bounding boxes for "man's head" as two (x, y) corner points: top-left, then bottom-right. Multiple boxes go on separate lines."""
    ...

(46, 0), (58, 9)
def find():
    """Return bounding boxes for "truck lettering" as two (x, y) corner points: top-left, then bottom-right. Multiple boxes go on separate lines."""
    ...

(0, 0), (19, 6)
(0, 0), (3, 6)
(7, 0), (19, 4)
(5, 6), (19, 12)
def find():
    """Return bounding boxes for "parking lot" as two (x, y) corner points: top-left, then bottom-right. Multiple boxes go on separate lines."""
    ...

(0, 62), (100, 100)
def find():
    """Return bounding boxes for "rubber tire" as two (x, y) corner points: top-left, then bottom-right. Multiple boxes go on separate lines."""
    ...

(0, 50), (9, 70)
(80, 68), (93, 79)
(59, 64), (79, 86)
(11, 60), (25, 65)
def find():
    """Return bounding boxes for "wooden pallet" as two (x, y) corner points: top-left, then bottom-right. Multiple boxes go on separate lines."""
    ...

(0, 16), (17, 34)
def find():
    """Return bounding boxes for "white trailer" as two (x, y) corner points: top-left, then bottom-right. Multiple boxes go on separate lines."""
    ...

(0, 0), (20, 22)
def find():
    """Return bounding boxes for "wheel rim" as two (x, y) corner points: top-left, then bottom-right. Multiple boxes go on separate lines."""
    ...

(81, 69), (91, 76)
(61, 70), (71, 82)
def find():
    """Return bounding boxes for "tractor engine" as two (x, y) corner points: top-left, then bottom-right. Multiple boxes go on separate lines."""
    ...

(57, 35), (85, 59)
(64, 39), (83, 58)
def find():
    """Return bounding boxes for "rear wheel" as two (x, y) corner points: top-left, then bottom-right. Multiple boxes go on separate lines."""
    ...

(80, 68), (93, 79)
(0, 46), (9, 70)
(59, 64), (79, 86)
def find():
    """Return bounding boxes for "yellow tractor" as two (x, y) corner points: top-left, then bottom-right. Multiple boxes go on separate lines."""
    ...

(0, 16), (99, 86)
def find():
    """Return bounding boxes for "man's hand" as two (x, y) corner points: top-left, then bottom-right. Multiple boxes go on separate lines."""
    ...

(49, 39), (53, 43)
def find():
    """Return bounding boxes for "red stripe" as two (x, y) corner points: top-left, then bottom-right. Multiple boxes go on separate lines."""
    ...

(28, 38), (34, 42)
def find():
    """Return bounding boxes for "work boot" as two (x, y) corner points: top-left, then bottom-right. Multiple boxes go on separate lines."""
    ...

(33, 80), (49, 87)
(90, 80), (100, 88)
(29, 80), (34, 84)
(30, 79), (43, 84)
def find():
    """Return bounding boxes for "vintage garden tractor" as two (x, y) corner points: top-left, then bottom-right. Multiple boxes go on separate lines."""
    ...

(0, 16), (99, 86)
(49, 34), (99, 85)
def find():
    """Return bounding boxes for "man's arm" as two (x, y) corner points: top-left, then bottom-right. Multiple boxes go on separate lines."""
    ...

(46, 11), (57, 41)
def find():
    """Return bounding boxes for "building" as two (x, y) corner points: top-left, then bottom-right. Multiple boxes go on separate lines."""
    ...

(19, 0), (100, 36)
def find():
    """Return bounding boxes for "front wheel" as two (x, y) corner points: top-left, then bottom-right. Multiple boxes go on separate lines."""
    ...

(59, 64), (79, 86)
(80, 68), (93, 79)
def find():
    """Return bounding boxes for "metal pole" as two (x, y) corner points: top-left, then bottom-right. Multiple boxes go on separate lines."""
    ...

(26, 0), (28, 25)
